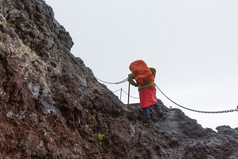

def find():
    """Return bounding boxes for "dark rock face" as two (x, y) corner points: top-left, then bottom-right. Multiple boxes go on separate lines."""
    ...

(0, 0), (238, 158)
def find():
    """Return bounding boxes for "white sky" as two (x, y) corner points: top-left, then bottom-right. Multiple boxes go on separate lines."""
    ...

(45, 0), (238, 130)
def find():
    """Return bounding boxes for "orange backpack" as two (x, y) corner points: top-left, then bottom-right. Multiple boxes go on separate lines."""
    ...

(129, 60), (154, 85)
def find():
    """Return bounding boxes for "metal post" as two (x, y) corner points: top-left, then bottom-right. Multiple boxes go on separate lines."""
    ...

(120, 88), (122, 100)
(127, 83), (130, 106)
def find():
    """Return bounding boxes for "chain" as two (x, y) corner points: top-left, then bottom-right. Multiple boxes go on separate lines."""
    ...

(121, 89), (140, 99)
(155, 84), (238, 114)
(96, 78), (128, 85)
(97, 77), (238, 113)
(113, 88), (122, 93)
(97, 77), (139, 100)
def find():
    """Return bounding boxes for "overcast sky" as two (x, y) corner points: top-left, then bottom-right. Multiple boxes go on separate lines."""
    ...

(45, 0), (238, 130)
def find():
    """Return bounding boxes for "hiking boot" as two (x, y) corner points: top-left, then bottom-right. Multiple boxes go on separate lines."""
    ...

(144, 122), (153, 128)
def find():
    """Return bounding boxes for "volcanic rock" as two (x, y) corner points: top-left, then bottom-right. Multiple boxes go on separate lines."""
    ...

(0, 0), (237, 158)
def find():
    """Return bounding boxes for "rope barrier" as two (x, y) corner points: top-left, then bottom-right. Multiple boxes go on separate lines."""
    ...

(96, 77), (238, 114)
(113, 88), (122, 93)
(155, 84), (238, 114)
(113, 88), (140, 99)
(121, 89), (140, 99)
(97, 77), (139, 100)
(97, 78), (128, 84)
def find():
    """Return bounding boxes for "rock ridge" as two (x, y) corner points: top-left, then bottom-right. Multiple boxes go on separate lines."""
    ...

(0, 0), (237, 158)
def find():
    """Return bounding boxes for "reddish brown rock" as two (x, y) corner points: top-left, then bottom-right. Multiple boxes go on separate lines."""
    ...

(0, 0), (237, 158)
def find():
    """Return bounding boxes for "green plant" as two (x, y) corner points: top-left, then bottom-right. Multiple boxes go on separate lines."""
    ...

(88, 114), (92, 123)
(45, 76), (49, 84)
(97, 133), (104, 145)
(130, 148), (133, 154)
(33, 50), (37, 54)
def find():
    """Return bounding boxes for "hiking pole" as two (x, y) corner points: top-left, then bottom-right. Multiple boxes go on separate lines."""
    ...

(127, 82), (130, 106)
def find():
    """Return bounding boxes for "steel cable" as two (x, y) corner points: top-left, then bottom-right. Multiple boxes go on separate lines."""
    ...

(96, 77), (238, 113)
(96, 78), (128, 85)
(155, 84), (238, 114)
(121, 89), (140, 99)
(113, 88), (122, 93)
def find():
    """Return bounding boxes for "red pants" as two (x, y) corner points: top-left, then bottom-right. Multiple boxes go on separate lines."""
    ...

(139, 85), (157, 108)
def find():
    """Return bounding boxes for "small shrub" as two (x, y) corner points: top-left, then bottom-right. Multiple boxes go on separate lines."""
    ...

(130, 148), (133, 154)
(97, 133), (105, 145)
(88, 114), (92, 124)
(33, 50), (37, 55)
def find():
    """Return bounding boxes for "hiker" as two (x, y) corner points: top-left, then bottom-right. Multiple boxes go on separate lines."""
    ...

(128, 60), (162, 127)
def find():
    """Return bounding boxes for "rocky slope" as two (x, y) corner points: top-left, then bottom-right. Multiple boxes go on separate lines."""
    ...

(0, 0), (238, 158)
